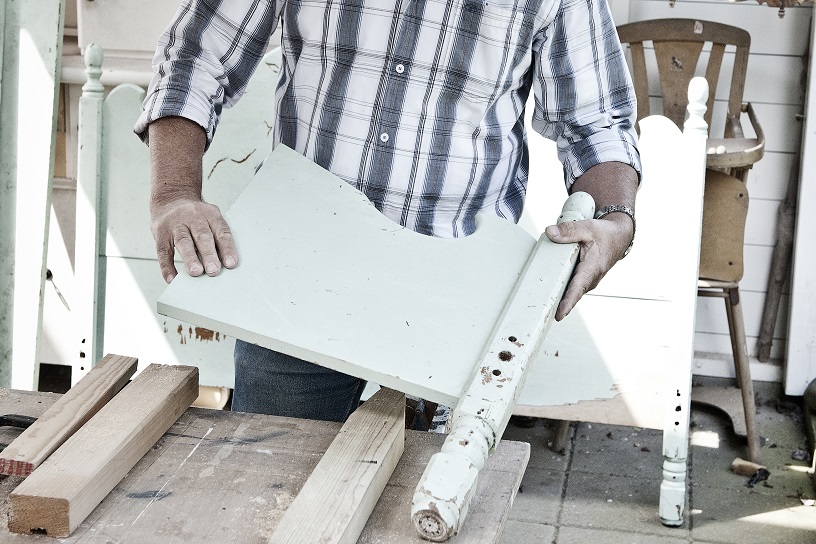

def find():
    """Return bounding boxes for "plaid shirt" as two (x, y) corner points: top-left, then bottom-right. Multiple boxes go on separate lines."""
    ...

(135, 0), (640, 238)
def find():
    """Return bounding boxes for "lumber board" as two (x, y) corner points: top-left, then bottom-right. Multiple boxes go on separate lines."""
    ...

(7, 364), (198, 537)
(269, 387), (406, 544)
(0, 354), (137, 477)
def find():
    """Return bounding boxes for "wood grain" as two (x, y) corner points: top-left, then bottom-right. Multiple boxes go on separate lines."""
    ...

(269, 387), (405, 544)
(7, 364), (198, 537)
(0, 354), (137, 477)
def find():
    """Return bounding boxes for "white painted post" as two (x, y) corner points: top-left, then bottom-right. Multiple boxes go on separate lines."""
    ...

(658, 76), (709, 527)
(0, 0), (66, 389)
(410, 192), (594, 541)
(785, 8), (816, 396)
(73, 43), (105, 383)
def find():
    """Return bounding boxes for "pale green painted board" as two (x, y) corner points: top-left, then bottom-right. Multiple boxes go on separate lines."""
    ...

(158, 145), (538, 407)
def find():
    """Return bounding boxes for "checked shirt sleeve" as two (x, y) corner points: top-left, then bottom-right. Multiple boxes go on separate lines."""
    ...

(531, 0), (641, 188)
(134, 0), (282, 148)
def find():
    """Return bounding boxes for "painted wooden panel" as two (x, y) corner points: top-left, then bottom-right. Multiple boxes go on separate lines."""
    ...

(0, 0), (65, 389)
(158, 145), (540, 407)
(518, 295), (672, 429)
(786, 6), (816, 395)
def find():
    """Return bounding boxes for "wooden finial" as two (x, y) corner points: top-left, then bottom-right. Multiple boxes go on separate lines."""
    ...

(684, 77), (709, 136)
(82, 43), (104, 96)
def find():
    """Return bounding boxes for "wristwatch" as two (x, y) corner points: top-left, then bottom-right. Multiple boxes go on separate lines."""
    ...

(594, 204), (636, 258)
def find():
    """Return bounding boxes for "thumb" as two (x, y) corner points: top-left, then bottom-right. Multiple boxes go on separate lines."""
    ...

(545, 221), (586, 244)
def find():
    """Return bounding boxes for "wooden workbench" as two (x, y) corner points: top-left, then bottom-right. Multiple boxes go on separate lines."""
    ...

(0, 388), (528, 543)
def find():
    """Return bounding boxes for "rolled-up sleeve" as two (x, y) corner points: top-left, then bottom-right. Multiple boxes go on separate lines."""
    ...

(531, 0), (641, 188)
(134, 0), (282, 148)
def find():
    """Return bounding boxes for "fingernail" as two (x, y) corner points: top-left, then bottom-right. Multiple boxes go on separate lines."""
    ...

(190, 264), (203, 275)
(165, 273), (176, 283)
(225, 256), (236, 268)
(545, 225), (560, 237)
(205, 263), (219, 275)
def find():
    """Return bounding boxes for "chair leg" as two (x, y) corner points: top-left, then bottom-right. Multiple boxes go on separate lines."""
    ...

(550, 420), (572, 454)
(725, 287), (761, 463)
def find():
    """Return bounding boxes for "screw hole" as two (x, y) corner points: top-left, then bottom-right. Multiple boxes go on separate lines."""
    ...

(492, 369), (502, 376)
(508, 336), (517, 343)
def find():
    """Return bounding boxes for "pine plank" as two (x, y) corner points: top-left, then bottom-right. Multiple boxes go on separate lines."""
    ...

(0, 354), (137, 476)
(7, 364), (198, 537)
(269, 387), (405, 544)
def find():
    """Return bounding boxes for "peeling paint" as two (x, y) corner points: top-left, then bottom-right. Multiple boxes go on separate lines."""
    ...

(480, 366), (492, 385)
(194, 327), (220, 342)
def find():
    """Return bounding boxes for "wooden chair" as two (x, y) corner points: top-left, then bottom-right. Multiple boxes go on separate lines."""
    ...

(617, 18), (765, 462)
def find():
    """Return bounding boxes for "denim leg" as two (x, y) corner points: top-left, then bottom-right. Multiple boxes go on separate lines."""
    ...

(232, 339), (367, 422)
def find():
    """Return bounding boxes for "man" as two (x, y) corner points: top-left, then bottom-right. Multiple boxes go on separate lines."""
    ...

(135, 0), (640, 422)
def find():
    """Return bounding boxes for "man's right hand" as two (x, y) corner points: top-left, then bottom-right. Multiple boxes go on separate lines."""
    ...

(148, 116), (238, 284)
(151, 198), (238, 284)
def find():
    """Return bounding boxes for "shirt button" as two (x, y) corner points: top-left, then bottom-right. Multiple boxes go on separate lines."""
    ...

(395, 63), (405, 74)
(380, 132), (389, 143)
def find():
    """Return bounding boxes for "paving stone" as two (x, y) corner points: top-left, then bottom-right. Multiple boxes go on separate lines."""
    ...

(690, 484), (816, 544)
(556, 525), (689, 544)
(690, 404), (814, 498)
(570, 422), (664, 480)
(502, 418), (572, 471)
(507, 466), (565, 525)
(560, 471), (690, 537)
(498, 520), (556, 544)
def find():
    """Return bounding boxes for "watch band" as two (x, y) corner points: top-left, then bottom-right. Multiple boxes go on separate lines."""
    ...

(594, 204), (636, 258)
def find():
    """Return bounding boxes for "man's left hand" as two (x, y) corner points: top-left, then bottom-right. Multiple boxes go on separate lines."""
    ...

(544, 161), (638, 321)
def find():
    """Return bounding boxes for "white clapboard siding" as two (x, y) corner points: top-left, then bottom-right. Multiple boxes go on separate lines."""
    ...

(618, 0), (811, 379)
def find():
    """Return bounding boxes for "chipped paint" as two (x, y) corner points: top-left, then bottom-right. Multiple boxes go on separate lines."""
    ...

(480, 366), (492, 385)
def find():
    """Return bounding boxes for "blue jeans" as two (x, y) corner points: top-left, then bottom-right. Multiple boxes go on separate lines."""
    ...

(232, 339), (367, 422)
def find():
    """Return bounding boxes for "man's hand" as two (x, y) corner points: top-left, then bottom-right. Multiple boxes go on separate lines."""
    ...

(545, 211), (633, 321)
(545, 161), (638, 321)
(148, 116), (238, 283)
(151, 198), (237, 284)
